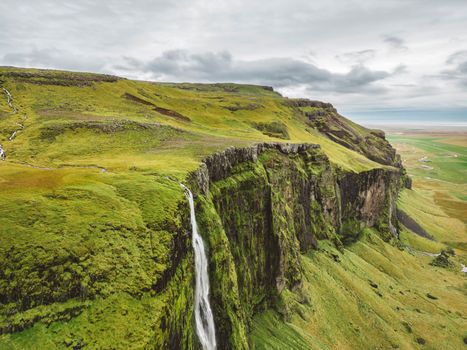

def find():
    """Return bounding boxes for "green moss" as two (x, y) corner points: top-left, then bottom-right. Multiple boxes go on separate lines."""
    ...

(195, 195), (249, 349)
(0, 293), (167, 349)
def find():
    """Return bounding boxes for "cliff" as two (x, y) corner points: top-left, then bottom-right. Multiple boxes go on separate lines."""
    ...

(158, 142), (401, 349)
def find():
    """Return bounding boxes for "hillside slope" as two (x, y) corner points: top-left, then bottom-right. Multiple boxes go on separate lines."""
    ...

(0, 67), (465, 349)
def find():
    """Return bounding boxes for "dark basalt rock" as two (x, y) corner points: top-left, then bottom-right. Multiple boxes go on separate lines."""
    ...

(195, 143), (321, 190)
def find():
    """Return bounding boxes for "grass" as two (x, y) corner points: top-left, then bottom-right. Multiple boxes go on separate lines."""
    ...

(398, 227), (445, 254)
(251, 233), (467, 350)
(398, 188), (465, 245)
(250, 310), (323, 350)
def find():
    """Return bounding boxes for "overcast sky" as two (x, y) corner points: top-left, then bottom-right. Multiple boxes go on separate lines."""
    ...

(1, 0), (466, 123)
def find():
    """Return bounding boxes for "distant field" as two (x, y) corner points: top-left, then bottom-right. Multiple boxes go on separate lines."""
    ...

(388, 132), (467, 186)
(387, 131), (466, 252)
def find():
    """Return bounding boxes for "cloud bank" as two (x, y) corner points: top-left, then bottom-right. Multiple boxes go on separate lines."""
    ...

(118, 50), (396, 94)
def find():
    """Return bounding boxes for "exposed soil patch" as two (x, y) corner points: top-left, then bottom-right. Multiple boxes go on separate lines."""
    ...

(153, 106), (190, 122)
(123, 93), (191, 122)
(122, 92), (155, 106)
(9, 161), (107, 173)
(223, 103), (260, 111)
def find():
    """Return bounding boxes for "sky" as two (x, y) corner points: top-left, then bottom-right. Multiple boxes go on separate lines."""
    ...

(1, 0), (466, 124)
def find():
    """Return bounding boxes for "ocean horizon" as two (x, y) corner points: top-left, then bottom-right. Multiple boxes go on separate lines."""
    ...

(346, 109), (467, 130)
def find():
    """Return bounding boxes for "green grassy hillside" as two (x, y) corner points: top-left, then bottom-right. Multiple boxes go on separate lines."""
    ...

(251, 231), (466, 350)
(0, 67), (465, 349)
(0, 67), (382, 174)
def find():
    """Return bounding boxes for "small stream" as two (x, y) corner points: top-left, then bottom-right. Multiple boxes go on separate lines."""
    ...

(2, 88), (16, 113)
(1, 87), (23, 160)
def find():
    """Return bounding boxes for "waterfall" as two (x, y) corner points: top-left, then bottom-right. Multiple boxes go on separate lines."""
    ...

(181, 184), (217, 350)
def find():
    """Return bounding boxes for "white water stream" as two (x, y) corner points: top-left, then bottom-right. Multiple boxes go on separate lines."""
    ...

(181, 184), (217, 350)
(2, 88), (16, 113)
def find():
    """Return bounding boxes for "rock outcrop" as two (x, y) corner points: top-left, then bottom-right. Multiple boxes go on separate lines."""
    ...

(287, 98), (401, 167)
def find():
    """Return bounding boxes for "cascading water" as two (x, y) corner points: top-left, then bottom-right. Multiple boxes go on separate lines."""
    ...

(181, 184), (217, 350)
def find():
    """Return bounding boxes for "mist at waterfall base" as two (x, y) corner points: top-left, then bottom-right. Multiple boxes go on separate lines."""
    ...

(181, 184), (217, 350)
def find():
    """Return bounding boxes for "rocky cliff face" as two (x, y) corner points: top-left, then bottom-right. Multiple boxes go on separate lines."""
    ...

(286, 98), (402, 167)
(160, 143), (402, 349)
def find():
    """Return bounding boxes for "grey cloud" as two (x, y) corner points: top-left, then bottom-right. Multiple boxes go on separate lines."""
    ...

(441, 51), (467, 87)
(1, 48), (108, 73)
(336, 50), (376, 64)
(146, 50), (234, 80)
(393, 64), (408, 74)
(124, 50), (396, 94)
(446, 50), (467, 64)
(383, 35), (408, 50)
